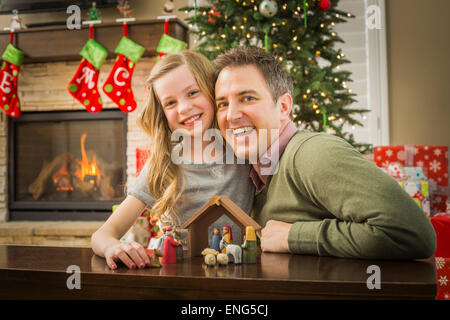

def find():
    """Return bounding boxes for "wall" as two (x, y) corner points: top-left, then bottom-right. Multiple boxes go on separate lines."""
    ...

(386, 0), (450, 146)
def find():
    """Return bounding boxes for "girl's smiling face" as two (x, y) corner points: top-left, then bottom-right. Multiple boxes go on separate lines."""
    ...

(153, 64), (215, 137)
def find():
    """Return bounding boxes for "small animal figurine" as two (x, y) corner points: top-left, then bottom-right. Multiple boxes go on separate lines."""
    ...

(201, 248), (219, 256)
(161, 226), (180, 264)
(241, 226), (258, 264)
(221, 226), (232, 254)
(204, 254), (216, 267)
(210, 227), (221, 252)
(219, 238), (242, 264)
(216, 253), (229, 266)
(201, 248), (219, 267)
(145, 249), (163, 268)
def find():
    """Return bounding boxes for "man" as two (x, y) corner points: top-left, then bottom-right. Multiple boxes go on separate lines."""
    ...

(214, 47), (436, 259)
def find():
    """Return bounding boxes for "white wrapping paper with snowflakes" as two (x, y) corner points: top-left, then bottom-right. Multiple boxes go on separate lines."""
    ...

(374, 145), (448, 214)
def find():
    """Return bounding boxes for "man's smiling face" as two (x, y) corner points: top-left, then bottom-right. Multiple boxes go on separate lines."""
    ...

(215, 64), (291, 161)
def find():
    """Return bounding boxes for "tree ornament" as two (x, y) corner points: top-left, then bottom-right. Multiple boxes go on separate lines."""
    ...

(10, 10), (25, 30)
(117, 0), (133, 18)
(208, 5), (221, 23)
(163, 0), (175, 14)
(87, 2), (101, 21)
(319, 0), (331, 11)
(0, 42), (24, 118)
(259, 0), (278, 18)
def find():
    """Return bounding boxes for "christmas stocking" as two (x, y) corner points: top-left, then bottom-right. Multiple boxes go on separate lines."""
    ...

(68, 39), (108, 113)
(0, 44), (24, 118)
(156, 34), (187, 60)
(102, 36), (145, 113)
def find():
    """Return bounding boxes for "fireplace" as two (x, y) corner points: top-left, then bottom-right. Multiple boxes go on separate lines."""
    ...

(8, 110), (127, 220)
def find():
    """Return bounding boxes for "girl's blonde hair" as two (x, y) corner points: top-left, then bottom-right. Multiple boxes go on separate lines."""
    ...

(138, 50), (216, 224)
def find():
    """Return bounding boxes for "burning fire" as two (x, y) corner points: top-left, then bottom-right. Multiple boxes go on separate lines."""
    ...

(52, 160), (74, 191)
(52, 133), (102, 191)
(76, 133), (102, 187)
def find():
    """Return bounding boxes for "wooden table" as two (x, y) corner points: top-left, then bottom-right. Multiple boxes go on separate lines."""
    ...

(0, 245), (437, 300)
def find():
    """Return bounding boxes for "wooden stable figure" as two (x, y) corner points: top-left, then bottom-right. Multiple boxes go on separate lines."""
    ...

(181, 194), (261, 257)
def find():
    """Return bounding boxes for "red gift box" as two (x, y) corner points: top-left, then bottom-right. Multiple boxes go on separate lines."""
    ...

(374, 145), (448, 214)
(436, 257), (450, 300)
(431, 215), (450, 258)
(431, 215), (450, 300)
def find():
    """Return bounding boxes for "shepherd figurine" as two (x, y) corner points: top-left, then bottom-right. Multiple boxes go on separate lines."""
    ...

(221, 226), (232, 254)
(210, 227), (221, 252)
(161, 226), (179, 264)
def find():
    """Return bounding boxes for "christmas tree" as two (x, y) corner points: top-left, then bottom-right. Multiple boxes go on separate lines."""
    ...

(181, 0), (372, 153)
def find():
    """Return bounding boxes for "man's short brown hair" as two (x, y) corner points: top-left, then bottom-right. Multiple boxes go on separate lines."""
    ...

(214, 47), (294, 102)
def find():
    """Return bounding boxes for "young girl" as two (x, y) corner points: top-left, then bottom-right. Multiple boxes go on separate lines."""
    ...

(91, 50), (255, 270)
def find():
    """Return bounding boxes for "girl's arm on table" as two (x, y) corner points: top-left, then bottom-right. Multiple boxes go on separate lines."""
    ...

(91, 195), (149, 269)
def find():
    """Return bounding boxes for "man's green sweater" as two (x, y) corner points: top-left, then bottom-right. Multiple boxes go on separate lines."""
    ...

(253, 131), (436, 259)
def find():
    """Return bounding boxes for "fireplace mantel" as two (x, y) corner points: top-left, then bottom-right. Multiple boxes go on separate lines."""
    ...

(0, 18), (188, 64)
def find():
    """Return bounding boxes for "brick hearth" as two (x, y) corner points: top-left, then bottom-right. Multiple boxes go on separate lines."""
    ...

(0, 221), (103, 247)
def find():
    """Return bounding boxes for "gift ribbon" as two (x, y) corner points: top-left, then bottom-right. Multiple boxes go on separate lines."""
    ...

(321, 107), (327, 132)
(304, 0), (308, 29)
(404, 144), (415, 167)
(193, 0), (197, 22)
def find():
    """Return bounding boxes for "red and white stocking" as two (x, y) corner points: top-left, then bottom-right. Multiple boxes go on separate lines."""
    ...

(102, 28), (144, 113)
(0, 42), (24, 118)
(68, 58), (103, 113)
(103, 53), (137, 113)
(68, 35), (108, 113)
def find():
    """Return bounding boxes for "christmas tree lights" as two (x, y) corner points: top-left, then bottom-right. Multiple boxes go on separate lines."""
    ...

(181, 0), (372, 153)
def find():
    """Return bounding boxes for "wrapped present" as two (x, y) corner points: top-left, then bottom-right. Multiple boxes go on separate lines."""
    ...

(431, 215), (450, 257)
(431, 215), (450, 300)
(435, 257), (450, 300)
(387, 163), (428, 181)
(374, 145), (448, 214)
(398, 181), (431, 217)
